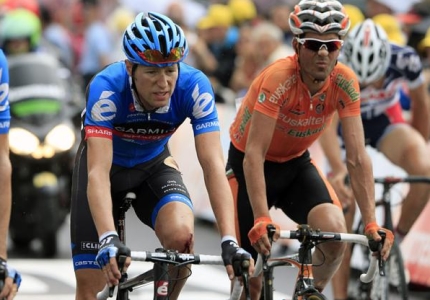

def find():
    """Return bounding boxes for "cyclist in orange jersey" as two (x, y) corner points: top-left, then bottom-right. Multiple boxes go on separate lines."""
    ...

(226, 0), (394, 299)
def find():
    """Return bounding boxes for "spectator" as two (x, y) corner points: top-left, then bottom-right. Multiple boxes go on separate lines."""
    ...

(39, 1), (75, 69)
(77, 0), (115, 93)
(268, 2), (294, 45)
(228, 0), (258, 26)
(229, 23), (263, 97)
(365, 0), (420, 18)
(343, 4), (365, 32)
(373, 13), (407, 45)
(194, 4), (239, 103)
(251, 21), (295, 70)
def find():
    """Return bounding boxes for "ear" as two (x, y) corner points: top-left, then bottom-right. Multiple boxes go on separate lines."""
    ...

(124, 60), (133, 76)
(292, 38), (299, 54)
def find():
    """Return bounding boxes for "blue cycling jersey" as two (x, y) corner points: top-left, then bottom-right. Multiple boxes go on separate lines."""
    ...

(83, 61), (220, 168)
(0, 49), (10, 134)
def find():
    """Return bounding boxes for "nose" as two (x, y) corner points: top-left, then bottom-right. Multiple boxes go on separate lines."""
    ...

(156, 73), (168, 87)
(317, 45), (329, 56)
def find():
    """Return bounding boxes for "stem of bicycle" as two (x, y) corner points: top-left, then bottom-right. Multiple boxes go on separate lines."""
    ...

(153, 251), (170, 300)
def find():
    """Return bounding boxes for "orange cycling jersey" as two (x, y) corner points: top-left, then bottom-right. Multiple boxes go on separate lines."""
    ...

(230, 55), (361, 162)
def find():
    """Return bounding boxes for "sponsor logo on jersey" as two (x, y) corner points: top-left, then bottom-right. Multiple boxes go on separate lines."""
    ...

(0, 121), (10, 128)
(315, 103), (325, 114)
(234, 106), (252, 142)
(0, 68), (9, 111)
(191, 84), (215, 119)
(85, 126), (112, 138)
(279, 114), (326, 127)
(91, 91), (117, 121)
(335, 74), (359, 102)
(287, 125), (326, 137)
(195, 121), (219, 131)
(258, 93), (266, 103)
(114, 121), (176, 141)
(268, 75), (297, 104)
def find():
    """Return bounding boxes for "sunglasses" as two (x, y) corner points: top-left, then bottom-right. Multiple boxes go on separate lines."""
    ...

(296, 38), (344, 53)
(137, 47), (185, 64)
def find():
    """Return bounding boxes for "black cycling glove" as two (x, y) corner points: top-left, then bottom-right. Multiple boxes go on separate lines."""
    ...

(96, 234), (131, 270)
(221, 238), (251, 276)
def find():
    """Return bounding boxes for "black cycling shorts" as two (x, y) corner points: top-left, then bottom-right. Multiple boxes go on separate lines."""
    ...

(226, 143), (340, 260)
(70, 141), (192, 270)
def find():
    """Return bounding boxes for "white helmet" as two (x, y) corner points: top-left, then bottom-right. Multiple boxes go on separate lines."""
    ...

(342, 19), (391, 85)
(289, 0), (351, 37)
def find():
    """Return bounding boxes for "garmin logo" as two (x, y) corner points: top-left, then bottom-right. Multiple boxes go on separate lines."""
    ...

(195, 121), (219, 130)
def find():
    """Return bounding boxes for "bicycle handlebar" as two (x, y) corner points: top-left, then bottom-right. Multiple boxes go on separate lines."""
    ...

(253, 229), (381, 284)
(345, 175), (430, 186)
(373, 175), (430, 185)
(96, 250), (247, 300)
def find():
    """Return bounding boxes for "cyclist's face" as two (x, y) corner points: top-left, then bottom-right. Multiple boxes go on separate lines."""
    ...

(296, 33), (341, 84)
(127, 62), (179, 111)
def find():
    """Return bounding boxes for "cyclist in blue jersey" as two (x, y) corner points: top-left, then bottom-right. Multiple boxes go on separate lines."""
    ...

(70, 12), (252, 300)
(319, 19), (430, 300)
(0, 49), (22, 299)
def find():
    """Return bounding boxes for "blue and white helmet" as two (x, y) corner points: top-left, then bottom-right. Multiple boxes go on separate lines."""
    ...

(122, 12), (189, 67)
(342, 19), (391, 85)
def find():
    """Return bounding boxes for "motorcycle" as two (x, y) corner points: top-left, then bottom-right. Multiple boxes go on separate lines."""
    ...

(7, 52), (82, 257)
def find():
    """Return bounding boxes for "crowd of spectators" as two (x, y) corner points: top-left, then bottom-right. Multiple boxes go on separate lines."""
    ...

(1, 0), (430, 105)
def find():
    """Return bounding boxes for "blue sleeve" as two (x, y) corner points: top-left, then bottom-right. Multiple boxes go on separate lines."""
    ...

(0, 50), (10, 134)
(185, 70), (220, 136)
(84, 72), (121, 130)
(392, 46), (423, 84)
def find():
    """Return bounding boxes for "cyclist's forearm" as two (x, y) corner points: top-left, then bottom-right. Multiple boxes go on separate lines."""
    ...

(409, 85), (430, 140)
(87, 174), (116, 237)
(0, 154), (11, 259)
(243, 156), (270, 219)
(206, 179), (237, 237)
(347, 156), (376, 225)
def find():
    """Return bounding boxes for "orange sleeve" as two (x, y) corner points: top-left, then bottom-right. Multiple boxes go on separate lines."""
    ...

(333, 64), (361, 118)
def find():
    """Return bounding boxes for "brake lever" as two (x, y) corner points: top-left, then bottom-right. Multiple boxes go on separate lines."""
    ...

(108, 254), (128, 297)
(368, 230), (386, 276)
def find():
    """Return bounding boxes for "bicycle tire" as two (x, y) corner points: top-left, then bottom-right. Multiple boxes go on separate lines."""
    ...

(370, 241), (408, 300)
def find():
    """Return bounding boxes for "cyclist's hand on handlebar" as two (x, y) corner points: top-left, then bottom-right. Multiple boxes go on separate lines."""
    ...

(248, 217), (280, 256)
(364, 222), (394, 260)
(327, 171), (354, 211)
(0, 258), (22, 300)
(96, 233), (131, 286)
(221, 237), (254, 280)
